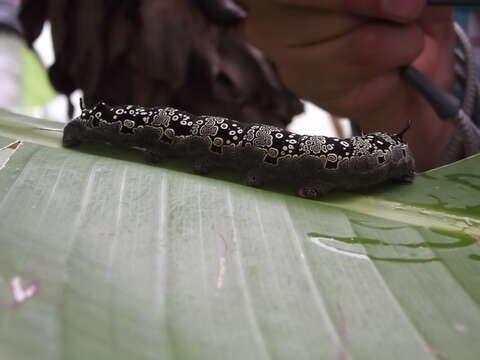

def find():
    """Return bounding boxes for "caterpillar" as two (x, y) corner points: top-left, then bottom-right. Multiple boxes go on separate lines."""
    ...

(63, 101), (415, 200)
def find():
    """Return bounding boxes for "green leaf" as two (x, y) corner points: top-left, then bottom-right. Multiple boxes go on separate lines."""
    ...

(0, 36), (56, 110)
(1, 109), (479, 360)
(22, 47), (57, 108)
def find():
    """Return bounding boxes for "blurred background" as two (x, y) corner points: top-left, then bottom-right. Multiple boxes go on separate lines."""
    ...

(0, 0), (350, 137)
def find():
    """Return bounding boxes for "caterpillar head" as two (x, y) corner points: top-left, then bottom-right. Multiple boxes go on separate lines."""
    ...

(63, 98), (107, 147)
(77, 100), (113, 128)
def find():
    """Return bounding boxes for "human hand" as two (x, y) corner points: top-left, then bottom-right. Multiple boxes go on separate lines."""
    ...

(242, 0), (456, 170)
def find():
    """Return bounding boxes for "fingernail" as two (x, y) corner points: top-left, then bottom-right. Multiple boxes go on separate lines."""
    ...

(382, 0), (423, 20)
(197, 0), (247, 26)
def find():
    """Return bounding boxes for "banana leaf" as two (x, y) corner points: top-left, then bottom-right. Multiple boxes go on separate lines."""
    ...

(1, 109), (479, 360)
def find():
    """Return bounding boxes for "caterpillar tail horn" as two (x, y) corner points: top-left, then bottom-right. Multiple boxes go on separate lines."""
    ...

(397, 119), (412, 140)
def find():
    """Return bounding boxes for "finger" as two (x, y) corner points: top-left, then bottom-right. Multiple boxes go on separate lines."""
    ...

(243, 0), (427, 23)
(420, 4), (453, 29)
(245, 7), (364, 51)
(275, 22), (423, 89)
(413, 7), (455, 87)
(270, 23), (424, 113)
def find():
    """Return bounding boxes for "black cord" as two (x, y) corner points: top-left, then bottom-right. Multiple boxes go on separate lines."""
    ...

(428, 0), (480, 6)
(400, 66), (461, 120)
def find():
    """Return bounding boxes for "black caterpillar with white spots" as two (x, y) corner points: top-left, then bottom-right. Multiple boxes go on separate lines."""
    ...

(63, 101), (415, 199)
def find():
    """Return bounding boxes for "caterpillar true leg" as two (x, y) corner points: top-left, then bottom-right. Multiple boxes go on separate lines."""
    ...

(62, 119), (84, 148)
